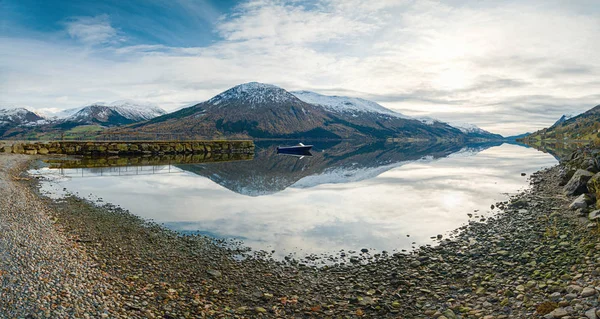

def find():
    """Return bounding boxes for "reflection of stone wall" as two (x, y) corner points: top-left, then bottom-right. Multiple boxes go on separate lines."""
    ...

(0, 141), (254, 156)
(45, 153), (254, 168)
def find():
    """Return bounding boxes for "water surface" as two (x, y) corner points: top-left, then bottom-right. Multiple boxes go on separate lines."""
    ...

(33, 141), (557, 263)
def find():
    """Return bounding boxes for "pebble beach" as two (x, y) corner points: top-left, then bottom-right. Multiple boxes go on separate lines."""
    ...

(2, 151), (600, 318)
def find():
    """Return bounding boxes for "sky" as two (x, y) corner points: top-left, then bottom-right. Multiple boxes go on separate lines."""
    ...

(1, 0), (599, 136)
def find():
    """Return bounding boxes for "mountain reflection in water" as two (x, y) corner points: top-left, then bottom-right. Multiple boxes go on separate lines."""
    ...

(36, 141), (558, 263)
(176, 141), (502, 196)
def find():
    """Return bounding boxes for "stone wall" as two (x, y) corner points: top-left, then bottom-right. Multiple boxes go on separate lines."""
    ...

(0, 140), (254, 156)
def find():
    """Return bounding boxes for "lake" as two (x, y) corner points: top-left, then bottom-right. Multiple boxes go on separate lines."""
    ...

(32, 141), (557, 264)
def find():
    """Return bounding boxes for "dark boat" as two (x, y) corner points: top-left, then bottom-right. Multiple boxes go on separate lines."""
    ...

(277, 143), (313, 154)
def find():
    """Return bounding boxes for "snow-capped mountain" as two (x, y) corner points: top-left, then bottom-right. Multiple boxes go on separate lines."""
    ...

(0, 108), (46, 135)
(208, 82), (297, 107)
(132, 82), (467, 140)
(0, 108), (45, 127)
(291, 90), (503, 140)
(443, 121), (503, 140)
(104, 100), (167, 121)
(291, 91), (411, 119)
(63, 101), (166, 126)
(550, 114), (575, 128)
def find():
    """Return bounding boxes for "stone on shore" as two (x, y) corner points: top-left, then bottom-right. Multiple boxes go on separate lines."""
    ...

(559, 167), (576, 186)
(564, 169), (594, 196)
(569, 194), (590, 210)
(548, 307), (569, 318)
(589, 210), (600, 221)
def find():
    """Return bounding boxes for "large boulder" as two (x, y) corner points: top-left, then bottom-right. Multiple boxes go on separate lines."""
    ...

(559, 167), (576, 186)
(564, 169), (594, 196)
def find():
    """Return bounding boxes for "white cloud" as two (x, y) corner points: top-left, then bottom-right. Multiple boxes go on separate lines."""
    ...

(216, 0), (376, 44)
(1, 0), (600, 135)
(65, 15), (122, 45)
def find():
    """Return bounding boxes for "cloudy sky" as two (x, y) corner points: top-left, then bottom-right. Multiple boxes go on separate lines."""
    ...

(1, 0), (599, 135)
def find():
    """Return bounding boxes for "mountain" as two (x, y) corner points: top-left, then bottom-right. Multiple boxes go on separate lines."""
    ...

(524, 105), (600, 142)
(127, 82), (473, 140)
(63, 101), (166, 127)
(446, 122), (504, 140)
(0, 108), (45, 136)
(550, 114), (574, 128)
(505, 132), (531, 141)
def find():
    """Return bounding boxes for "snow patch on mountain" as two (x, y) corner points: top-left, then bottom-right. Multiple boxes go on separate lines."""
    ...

(38, 107), (80, 119)
(105, 100), (166, 121)
(415, 116), (442, 125)
(207, 82), (297, 107)
(446, 122), (490, 134)
(292, 91), (411, 119)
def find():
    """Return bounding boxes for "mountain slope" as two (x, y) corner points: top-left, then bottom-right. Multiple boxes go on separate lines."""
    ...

(292, 90), (503, 140)
(128, 82), (469, 140)
(524, 105), (600, 142)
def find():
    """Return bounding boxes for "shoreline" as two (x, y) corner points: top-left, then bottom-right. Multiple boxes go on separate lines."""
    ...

(3, 153), (600, 318)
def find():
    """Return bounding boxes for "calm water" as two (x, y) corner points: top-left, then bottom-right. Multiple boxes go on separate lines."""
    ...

(32, 141), (557, 263)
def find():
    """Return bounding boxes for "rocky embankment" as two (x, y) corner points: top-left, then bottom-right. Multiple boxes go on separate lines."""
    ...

(0, 140), (254, 156)
(3, 148), (600, 318)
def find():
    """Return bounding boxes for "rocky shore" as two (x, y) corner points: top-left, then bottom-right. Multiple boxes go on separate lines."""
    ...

(3, 150), (600, 318)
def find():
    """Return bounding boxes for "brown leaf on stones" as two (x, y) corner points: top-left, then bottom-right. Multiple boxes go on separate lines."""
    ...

(536, 301), (558, 315)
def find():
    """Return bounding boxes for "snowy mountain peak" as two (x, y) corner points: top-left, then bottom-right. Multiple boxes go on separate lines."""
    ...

(66, 100), (166, 123)
(551, 114), (575, 127)
(207, 82), (299, 106)
(0, 107), (45, 127)
(291, 90), (410, 119)
(0, 107), (32, 117)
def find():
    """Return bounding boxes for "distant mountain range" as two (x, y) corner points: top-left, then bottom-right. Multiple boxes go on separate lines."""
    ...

(0, 101), (166, 138)
(1, 82), (503, 141)
(524, 105), (600, 142)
